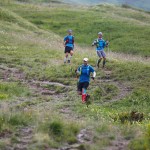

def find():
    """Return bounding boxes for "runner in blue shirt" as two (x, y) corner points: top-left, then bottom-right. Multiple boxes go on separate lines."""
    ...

(63, 29), (74, 64)
(92, 32), (109, 68)
(76, 58), (96, 103)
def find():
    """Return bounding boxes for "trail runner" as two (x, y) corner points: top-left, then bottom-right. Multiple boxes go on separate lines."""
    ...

(63, 29), (74, 64)
(92, 32), (109, 68)
(76, 58), (96, 104)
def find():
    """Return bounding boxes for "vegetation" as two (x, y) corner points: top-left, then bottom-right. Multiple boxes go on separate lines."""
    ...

(7, 2), (150, 56)
(0, 0), (150, 149)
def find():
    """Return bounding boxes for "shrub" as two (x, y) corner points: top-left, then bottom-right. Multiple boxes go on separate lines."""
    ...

(38, 119), (79, 145)
(49, 121), (63, 136)
(114, 111), (144, 124)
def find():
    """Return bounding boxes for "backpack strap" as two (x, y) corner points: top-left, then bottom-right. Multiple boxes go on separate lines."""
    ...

(96, 39), (99, 48)
(86, 65), (90, 75)
(81, 65), (90, 75)
(65, 36), (74, 45)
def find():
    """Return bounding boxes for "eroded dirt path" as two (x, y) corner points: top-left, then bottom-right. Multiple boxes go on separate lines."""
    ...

(105, 137), (129, 150)
(0, 65), (132, 150)
(14, 127), (33, 150)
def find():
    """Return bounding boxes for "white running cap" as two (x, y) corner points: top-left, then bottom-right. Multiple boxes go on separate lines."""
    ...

(98, 32), (102, 35)
(83, 58), (88, 61)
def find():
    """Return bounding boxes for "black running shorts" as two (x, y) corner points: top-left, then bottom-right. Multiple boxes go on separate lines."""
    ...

(77, 82), (89, 92)
(64, 46), (73, 53)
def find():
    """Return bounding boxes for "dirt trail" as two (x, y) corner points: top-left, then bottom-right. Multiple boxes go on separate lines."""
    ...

(45, 128), (93, 150)
(0, 66), (132, 150)
(13, 127), (33, 150)
(105, 138), (129, 150)
(4, 127), (33, 150)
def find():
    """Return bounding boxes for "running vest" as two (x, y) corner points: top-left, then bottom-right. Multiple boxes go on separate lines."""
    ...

(65, 36), (74, 45)
(79, 65), (90, 75)
(95, 38), (105, 50)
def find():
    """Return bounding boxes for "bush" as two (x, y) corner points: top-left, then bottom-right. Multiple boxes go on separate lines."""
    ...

(38, 119), (79, 144)
(114, 111), (144, 124)
(49, 121), (63, 136)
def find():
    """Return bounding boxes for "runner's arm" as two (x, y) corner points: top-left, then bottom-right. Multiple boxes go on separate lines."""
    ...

(76, 66), (81, 75)
(92, 71), (96, 78)
(63, 36), (67, 47)
(63, 41), (66, 47)
(104, 40), (109, 47)
(91, 71), (96, 80)
(75, 66), (81, 75)
(90, 66), (96, 79)
(92, 40), (97, 46)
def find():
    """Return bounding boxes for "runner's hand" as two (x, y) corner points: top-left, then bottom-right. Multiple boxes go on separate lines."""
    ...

(75, 69), (77, 73)
(106, 40), (109, 47)
(91, 77), (95, 80)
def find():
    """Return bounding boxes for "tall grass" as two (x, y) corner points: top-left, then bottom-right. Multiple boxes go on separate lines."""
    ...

(0, 82), (30, 100)
(0, 109), (34, 132)
(36, 115), (80, 147)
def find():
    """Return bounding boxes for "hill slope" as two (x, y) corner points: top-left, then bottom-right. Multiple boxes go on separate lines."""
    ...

(8, 1), (150, 56)
(0, 1), (150, 150)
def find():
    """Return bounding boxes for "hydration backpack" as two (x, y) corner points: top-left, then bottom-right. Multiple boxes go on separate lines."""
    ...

(65, 36), (74, 45)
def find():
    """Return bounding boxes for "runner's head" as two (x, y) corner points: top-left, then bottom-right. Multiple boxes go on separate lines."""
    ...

(98, 32), (103, 38)
(83, 58), (88, 65)
(68, 29), (72, 35)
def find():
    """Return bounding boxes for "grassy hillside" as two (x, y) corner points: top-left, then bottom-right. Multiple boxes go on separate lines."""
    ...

(0, 1), (150, 150)
(6, 1), (150, 57)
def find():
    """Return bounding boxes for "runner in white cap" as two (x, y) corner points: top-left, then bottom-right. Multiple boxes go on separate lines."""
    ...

(75, 58), (96, 104)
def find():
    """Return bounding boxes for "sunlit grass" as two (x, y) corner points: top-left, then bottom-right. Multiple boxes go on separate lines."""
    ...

(0, 82), (30, 100)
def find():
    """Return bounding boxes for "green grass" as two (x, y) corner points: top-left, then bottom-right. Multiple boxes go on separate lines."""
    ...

(38, 119), (79, 144)
(0, 1), (150, 149)
(92, 83), (119, 102)
(0, 82), (30, 100)
(7, 2), (150, 56)
(0, 110), (34, 132)
(129, 124), (150, 149)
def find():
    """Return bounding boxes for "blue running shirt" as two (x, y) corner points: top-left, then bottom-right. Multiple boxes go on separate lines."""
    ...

(77, 65), (95, 83)
(93, 38), (106, 51)
(64, 35), (74, 48)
